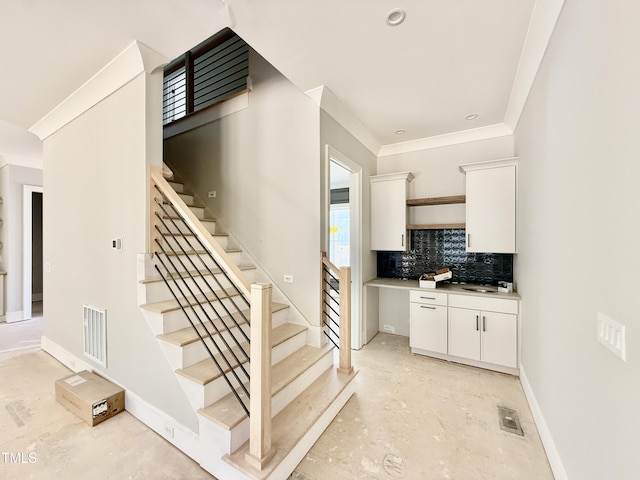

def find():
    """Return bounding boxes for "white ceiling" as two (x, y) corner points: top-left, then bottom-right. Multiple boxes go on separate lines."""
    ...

(0, 0), (538, 164)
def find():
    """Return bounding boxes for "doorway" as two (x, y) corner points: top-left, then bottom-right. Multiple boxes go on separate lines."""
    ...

(325, 146), (363, 349)
(23, 186), (43, 320)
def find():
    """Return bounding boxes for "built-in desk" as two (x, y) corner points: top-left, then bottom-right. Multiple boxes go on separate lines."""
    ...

(364, 277), (521, 375)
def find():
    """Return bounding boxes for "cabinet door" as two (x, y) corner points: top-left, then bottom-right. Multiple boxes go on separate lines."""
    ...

(465, 165), (516, 253)
(480, 311), (518, 368)
(448, 307), (481, 361)
(410, 303), (448, 354)
(370, 176), (409, 251)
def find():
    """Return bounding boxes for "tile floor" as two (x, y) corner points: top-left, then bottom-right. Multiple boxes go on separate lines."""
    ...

(0, 313), (553, 480)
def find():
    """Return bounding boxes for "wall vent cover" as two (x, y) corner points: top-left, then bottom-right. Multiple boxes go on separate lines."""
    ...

(83, 305), (107, 367)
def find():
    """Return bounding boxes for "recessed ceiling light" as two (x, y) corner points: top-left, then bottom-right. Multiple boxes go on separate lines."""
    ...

(465, 113), (479, 120)
(395, 129), (406, 135)
(386, 9), (406, 26)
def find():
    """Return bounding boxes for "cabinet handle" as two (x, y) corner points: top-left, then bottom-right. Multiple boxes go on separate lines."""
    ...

(401, 234), (405, 247)
(467, 233), (471, 248)
(420, 296), (436, 300)
(482, 316), (486, 332)
(476, 315), (479, 331)
(420, 305), (436, 310)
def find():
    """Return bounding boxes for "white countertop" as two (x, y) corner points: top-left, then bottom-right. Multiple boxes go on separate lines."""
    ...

(365, 277), (520, 300)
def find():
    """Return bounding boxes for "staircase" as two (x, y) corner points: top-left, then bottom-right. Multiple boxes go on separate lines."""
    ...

(137, 165), (357, 479)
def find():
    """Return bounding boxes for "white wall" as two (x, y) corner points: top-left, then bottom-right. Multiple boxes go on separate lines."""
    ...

(374, 137), (515, 335)
(515, 1), (640, 478)
(164, 50), (322, 325)
(0, 164), (43, 320)
(42, 71), (198, 430)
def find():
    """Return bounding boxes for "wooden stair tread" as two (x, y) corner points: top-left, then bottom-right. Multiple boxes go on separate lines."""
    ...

(198, 344), (333, 430)
(139, 264), (256, 285)
(140, 287), (240, 314)
(223, 367), (357, 479)
(177, 322), (306, 386)
(158, 302), (289, 346)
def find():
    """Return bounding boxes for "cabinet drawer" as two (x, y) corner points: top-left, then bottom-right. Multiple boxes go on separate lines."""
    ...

(449, 294), (518, 314)
(410, 290), (448, 306)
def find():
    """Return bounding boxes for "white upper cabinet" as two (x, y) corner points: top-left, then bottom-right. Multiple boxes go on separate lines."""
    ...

(370, 172), (414, 251)
(459, 158), (517, 254)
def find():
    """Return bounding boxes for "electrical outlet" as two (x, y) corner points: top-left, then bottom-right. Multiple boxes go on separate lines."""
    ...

(597, 312), (626, 361)
(283, 274), (294, 283)
(208, 191), (216, 198)
(163, 423), (174, 439)
(383, 324), (396, 334)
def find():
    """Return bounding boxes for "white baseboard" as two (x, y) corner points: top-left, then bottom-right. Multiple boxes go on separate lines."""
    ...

(520, 365), (568, 480)
(6, 310), (25, 323)
(41, 335), (95, 372)
(41, 335), (201, 463)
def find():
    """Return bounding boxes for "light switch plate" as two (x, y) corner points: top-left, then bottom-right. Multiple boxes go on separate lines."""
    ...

(283, 274), (294, 283)
(597, 312), (626, 361)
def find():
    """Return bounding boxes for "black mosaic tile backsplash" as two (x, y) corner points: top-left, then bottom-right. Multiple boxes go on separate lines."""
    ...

(377, 229), (513, 286)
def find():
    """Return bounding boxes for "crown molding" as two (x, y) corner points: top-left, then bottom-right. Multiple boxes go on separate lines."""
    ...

(306, 85), (381, 156)
(378, 123), (513, 157)
(505, 0), (567, 131)
(30, 41), (168, 141)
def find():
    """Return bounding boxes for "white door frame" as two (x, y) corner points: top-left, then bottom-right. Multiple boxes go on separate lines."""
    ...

(324, 145), (363, 349)
(23, 185), (43, 320)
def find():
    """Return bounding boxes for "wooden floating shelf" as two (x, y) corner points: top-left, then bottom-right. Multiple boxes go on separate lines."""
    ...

(407, 195), (466, 206)
(407, 223), (466, 230)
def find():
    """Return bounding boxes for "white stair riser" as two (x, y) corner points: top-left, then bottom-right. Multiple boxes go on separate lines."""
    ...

(178, 192), (194, 204)
(140, 269), (255, 304)
(141, 295), (248, 335)
(143, 300), (287, 337)
(182, 329), (307, 410)
(174, 316), (302, 371)
(159, 325), (251, 370)
(200, 349), (334, 456)
(162, 203), (205, 219)
(163, 219), (217, 235)
(162, 251), (246, 270)
(168, 181), (184, 193)
(161, 234), (228, 252)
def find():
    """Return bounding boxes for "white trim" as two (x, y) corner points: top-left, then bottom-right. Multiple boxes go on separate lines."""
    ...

(325, 145), (363, 349)
(29, 41), (168, 140)
(6, 310), (25, 324)
(505, 0), (567, 131)
(23, 185), (43, 322)
(41, 335), (202, 463)
(520, 365), (568, 480)
(378, 124), (513, 157)
(459, 157), (518, 174)
(307, 86), (381, 156)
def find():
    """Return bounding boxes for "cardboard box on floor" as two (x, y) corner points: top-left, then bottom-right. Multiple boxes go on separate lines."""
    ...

(55, 370), (125, 426)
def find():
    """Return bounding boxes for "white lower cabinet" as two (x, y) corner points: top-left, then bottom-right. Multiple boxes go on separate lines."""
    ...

(409, 290), (448, 355)
(408, 289), (519, 373)
(448, 307), (518, 369)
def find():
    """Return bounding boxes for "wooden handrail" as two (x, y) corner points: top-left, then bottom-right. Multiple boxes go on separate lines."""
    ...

(149, 165), (251, 298)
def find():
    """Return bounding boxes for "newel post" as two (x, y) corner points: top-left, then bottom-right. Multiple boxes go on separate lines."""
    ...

(246, 283), (275, 470)
(338, 266), (353, 374)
